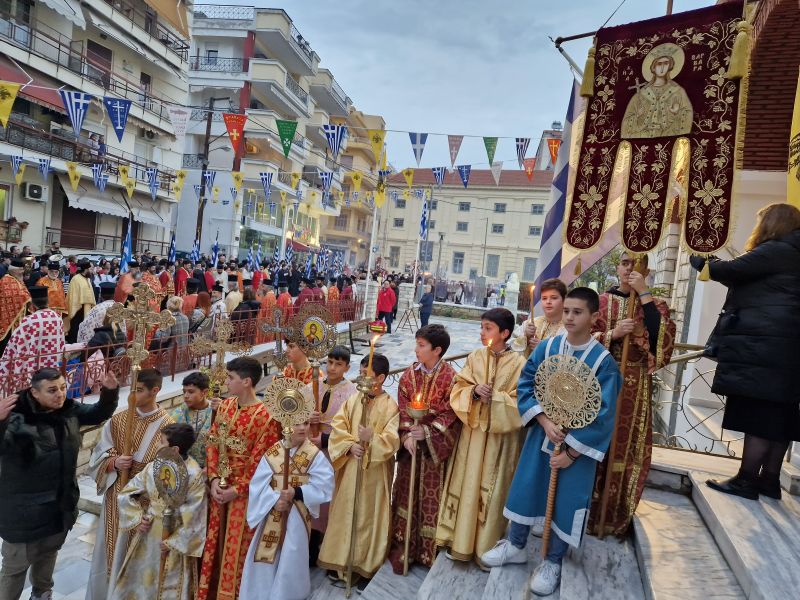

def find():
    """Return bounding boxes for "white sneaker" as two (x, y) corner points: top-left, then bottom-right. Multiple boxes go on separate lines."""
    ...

(529, 560), (561, 596)
(479, 539), (527, 568)
(531, 522), (544, 537)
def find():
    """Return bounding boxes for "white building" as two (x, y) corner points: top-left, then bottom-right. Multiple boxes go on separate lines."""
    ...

(0, 0), (190, 257)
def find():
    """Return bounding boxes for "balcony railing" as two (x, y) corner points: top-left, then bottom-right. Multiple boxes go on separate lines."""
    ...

(189, 56), (245, 72)
(182, 154), (205, 169)
(101, 0), (189, 60)
(194, 5), (255, 20)
(190, 108), (225, 122)
(277, 171), (293, 187)
(285, 73), (309, 105)
(290, 23), (314, 61)
(45, 227), (171, 255)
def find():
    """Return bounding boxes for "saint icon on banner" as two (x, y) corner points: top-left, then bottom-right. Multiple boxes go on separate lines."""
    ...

(621, 43), (694, 139)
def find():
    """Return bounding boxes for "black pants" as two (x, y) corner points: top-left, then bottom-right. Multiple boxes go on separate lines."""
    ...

(420, 311), (431, 327)
(378, 311), (393, 334)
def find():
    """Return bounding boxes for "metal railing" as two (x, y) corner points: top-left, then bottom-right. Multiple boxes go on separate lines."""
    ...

(189, 56), (246, 72)
(190, 109), (224, 122)
(329, 76), (349, 107)
(45, 228), (171, 255)
(182, 154), (205, 169)
(194, 5), (255, 20)
(285, 73), (309, 105)
(100, 0), (189, 60)
(290, 23), (314, 61)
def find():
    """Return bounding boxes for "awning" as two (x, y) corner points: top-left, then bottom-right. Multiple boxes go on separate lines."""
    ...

(58, 174), (130, 218)
(0, 56), (65, 113)
(289, 238), (314, 252)
(129, 192), (171, 226)
(40, 0), (85, 29)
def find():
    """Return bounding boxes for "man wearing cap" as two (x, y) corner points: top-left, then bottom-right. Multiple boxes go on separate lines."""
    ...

(0, 259), (32, 355)
(209, 283), (227, 330)
(65, 260), (96, 343)
(38, 262), (67, 318)
(175, 259), (192, 296)
(182, 278), (201, 319)
(0, 286), (65, 390)
(78, 282), (120, 345)
(140, 261), (163, 310)
(27, 257), (49, 288)
(113, 261), (139, 304)
(213, 263), (228, 290)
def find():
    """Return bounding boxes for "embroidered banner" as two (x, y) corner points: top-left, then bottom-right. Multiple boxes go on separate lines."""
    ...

(276, 119), (298, 158)
(565, 2), (743, 255)
(103, 97), (132, 143)
(368, 129), (386, 162)
(0, 82), (20, 127)
(447, 135), (463, 168)
(457, 164), (471, 188)
(483, 137), (498, 165)
(223, 113), (247, 154)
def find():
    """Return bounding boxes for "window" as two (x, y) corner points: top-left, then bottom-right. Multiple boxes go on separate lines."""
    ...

(428, 220), (436, 230)
(456, 222), (468, 232)
(452, 251), (465, 274)
(531, 203), (545, 215)
(491, 224), (504, 234)
(469, 268), (478, 280)
(486, 254), (500, 278)
(395, 198), (406, 209)
(206, 48), (219, 65)
(357, 217), (367, 232)
(393, 218), (404, 228)
(529, 225), (542, 236)
(389, 246), (400, 268)
(523, 258), (538, 281)
(494, 203), (506, 213)
(430, 200), (438, 210)
(458, 202), (471, 212)
(334, 214), (348, 230)
(420, 241), (434, 262)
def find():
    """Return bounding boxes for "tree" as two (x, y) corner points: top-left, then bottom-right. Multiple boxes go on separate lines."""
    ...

(572, 246), (623, 292)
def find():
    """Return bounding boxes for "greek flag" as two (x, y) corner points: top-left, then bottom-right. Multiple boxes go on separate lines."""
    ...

(230, 187), (238, 203)
(333, 251), (344, 275)
(194, 184), (202, 198)
(91, 163), (104, 187)
(38, 158), (51, 178)
(259, 172), (273, 200)
(318, 169), (333, 193)
(323, 124), (347, 158)
(515, 137), (531, 169)
(457, 165), (471, 188)
(273, 244), (281, 263)
(408, 132), (428, 166)
(247, 243), (254, 266)
(419, 197), (428, 240)
(202, 170), (216, 195)
(10, 156), (22, 176)
(96, 174), (109, 192)
(432, 166), (446, 187)
(414, 189), (424, 199)
(147, 167), (159, 200)
(256, 242), (263, 266)
(168, 232), (176, 263)
(285, 241), (294, 264)
(211, 234), (220, 265)
(378, 168), (392, 179)
(103, 97), (132, 143)
(190, 239), (200, 262)
(59, 90), (93, 138)
(304, 252), (313, 278)
(120, 219), (133, 273)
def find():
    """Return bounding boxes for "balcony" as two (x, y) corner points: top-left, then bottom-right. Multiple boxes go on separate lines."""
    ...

(249, 59), (310, 118)
(251, 9), (319, 76)
(193, 4), (255, 21)
(189, 56), (246, 73)
(309, 68), (351, 117)
(45, 227), (171, 255)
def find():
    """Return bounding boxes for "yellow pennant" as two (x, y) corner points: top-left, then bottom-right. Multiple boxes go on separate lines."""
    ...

(291, 172), (301, 189)
(280, 190), (287, 205)
(310, 190), (319, 202)
(15, 164), (26, 185)
(247, 188), (256, 195)
(174, 183), (183, 201)
(789, 66), (800, 208)
(375, 189), (386, 208)
(349, 171), (362, 193)
(66, 161), (78, 174)
(0, 81), (20, 128)
(175, 169), (187, 182)
(119, 165), (130, 184)
(232, 171), (243, 192)
(368, 129), (386, 163)
(212, 186), (220, 203)
(234, 200), (241, 210)
(337, 190), (345, 204)
(403, 167), (414, 188)
(403, 189), (411, 201)
(124, 178), (135, 198)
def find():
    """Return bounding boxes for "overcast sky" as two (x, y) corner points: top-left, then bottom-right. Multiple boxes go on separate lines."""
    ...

(223, 0), (713, 170)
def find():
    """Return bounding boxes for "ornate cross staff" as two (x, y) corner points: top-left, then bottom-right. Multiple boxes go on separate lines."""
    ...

(106, 284), (175, 486)
(207, 419), (246, 489)
(260, 308), (293, 370)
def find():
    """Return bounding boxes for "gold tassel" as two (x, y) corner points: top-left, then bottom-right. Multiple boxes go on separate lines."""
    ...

(698, 260), (710, 282)
(574, 256), (582, 276)
(726, 20), (751, 80)
(579, 45), (596, 97)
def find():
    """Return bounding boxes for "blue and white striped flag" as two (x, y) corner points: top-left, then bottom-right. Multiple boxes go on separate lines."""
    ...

(408, 132), (428, 166)
(96, 173), (109, 192)
(247, 243), (254, 267)
(515, 137), (531, 169)
(103, 97), (132, 143)
(230, 187), (238, 204)
(168, 232), (176, 263)
(92, 163), (104, 188)
(273, 244), (281, 263)
(259, 172), (273, 200)
(419, 197), (428, 240)
(10, 156), (22, 176)
(378, 168), (392, 180)
(414, 189), (424, 199)
(323, 124), (347, 158)
(194, 184), (202, 198)
(256, 242), (263, 266)
(38, 158), (51, 178)
(59, 90), (93, 138)
(285, 241), (294, 264)
(120, 219), (133, 273)
(304, 252), (313, 278)
(190, 239), (200, 263)
(147, 167), (159, 200)
(211, 233), (220, 265)
(318, 169), (333, 193)
(432, 166), (446, 187)
(203, 170), (216, 192)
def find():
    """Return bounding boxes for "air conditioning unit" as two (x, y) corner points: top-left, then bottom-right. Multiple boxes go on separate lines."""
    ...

(22, 183), (47, 202)
(138, 127), (156, 140)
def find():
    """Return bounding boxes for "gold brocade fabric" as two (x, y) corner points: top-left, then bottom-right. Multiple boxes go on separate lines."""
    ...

(66, 273), (96, 319)
(435, 347), (525, 562)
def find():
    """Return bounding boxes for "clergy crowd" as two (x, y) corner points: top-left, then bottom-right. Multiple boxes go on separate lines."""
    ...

(0, 244), (680, 600)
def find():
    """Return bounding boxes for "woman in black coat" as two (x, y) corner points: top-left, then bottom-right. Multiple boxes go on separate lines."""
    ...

(690, 203), (800, 500)
(419, 284), (434, 326)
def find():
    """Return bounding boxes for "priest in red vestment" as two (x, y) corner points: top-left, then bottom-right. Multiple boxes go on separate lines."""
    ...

(113, 261), (139, 304)
(38, 261), (67, 317)
(175, 260), (192, 296)
(0, 259), (32, 354)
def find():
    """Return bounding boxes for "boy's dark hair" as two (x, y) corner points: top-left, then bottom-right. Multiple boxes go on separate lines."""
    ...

(481, 307), (516, 342)
(416, 324), (450, 357)
(182, 371), (210, 390)
(161, 423), (196, 458)
(540, 278), (568, 299)
(226, 356), (262, 387)
(328, 345), (351, 364)
(566, 287), (600, 313)
(31, 368), (63, 388)
(138, 368), (163, 391)
(360, 353), (390, 378)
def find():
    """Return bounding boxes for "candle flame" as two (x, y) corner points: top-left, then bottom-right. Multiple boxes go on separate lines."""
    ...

(371, 334), (380, 345)
(531, 285), (535, 293)
(487, 339), (493, 349)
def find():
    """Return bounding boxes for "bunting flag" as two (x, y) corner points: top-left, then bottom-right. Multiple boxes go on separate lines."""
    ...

(337, 190), (345, 206)
(276, 119), (298, 158)
(290, 172), (301, 190)
(66, 162), (80, 191)
(368, 129), (386, 162)
(38, 158), (50, 179)
(0, 82), (20, 127)
(279, 190), (287, 205)
(402, 167), (414, 188)
(515, 137), (531, 169)
(202, 170), (216, 192)
(483, 137), (498, 165)
(268, 193), (276, 215)
(103, 97), (132, 143)
(323, 124), (347, 158)
(547, 138), (561, 166)
(174, 183), (183, 201)
(349, 171), (363, 193)
(97, 173), (109, 193)
(168, 232), (176, 263)
(402, 189), (411, 201)
(118, 165), (130, 186)
(212, 186), (220, 203)
(58, 90), (93, 138)
(409, 132), (428, 166)
(346, 192), (352, 207)
(10, 155), (22, 177)
(194, 184), (202, 198)
(175, 169), (187, 184)
(124, 178), (135, 198)
(447, 135), (463, 168)
(14, 164), (26, 186)
(490, 161), (503, 186)
(91, 163), (104, 188)
(230, 187), (238, 204)
(378, 168), (392, 180)
(147, 167), (159, 200)
(229, 171), (242, 192)
(223, 113), (247, 154)
(167, 106), (190, 149)
(259, 172), (274, 202)
(318, 169), (333, 193)
(523, 157), (537, 181)
(432, 166), (446, 187)
(457, 165), (471, 188)
(351, 191), (359, 205)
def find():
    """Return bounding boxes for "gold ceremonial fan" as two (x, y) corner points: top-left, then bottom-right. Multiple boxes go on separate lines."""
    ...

(289, 303), (338, 361)
(534, 354), (602, 429)
(263, 376), (313, 432)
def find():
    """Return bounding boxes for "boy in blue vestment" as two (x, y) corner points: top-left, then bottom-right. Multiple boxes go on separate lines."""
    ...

(480, 287), (621, 596)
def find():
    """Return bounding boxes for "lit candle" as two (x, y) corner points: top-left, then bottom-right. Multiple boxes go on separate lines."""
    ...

(485, 339), (493, 383)
(367, 334), (379, 376)
(411, 393), (426, 410)
(530, 285), (536, 322)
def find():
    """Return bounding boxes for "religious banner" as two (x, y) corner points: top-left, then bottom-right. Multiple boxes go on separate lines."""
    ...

(119, 165), (130, 186)
(457, 164), (471, 188)
(515, 137), (530, 169)
(789, 66), (800, 208)
(448, 135), (463, 168)
(566, 2), (744, 256)
(523, 157), (537, 181)
(231, 171), (243, 192)
(409, 132), (428, 166)
(0, 82), (20, 127)
(432, 166), (446, 187)
(167, 105), (190, 149)
(125, 178), (135, 198)
(483, 136), (498, 165)
(59, 90), (93, 139)
(349, 171), (362, 193)
(368, 129), (386, 162)
(490, 161), (503, 186)
(276, 119), (298, 158)
(279, 190), (287, 205)
(403, 167), (414, 188)
(103, 97), (132, 142)
(223, 113), (247, 154)
(547, 138), (561, 166)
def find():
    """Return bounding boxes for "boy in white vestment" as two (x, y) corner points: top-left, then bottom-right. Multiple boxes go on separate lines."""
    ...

(239, 422), (334, 600)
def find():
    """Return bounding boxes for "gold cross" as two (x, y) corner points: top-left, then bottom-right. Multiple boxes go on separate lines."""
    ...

(106, 284), (175, 368)
(446, 501), (457, 520)
(260, 308), (296, 369)
(261, 530), (281, 548)
(230, 129), (240, 141)
(207, 419), (246, 488)
(189, 318), (250, 392)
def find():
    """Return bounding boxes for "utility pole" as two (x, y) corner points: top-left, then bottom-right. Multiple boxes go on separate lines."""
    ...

(194, 96), (229, 247)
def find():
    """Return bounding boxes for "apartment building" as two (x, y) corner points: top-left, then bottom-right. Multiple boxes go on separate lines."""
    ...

(179, 5), (372, 262)
(0, 0), (190, 256)
(383, 168), (553, 285)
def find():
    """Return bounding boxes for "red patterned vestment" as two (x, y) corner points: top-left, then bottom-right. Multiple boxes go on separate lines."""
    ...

(283, 364), (314, 384)
(197, 397), (281, 600)
(0, 275), (30, 343)
(255, 290), (276, 344)
(587, 290), (675, 536)
(388, 361), (460, 573)
(0, 308), (64, 391)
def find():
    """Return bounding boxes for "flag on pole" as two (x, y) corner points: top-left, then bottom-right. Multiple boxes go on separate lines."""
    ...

(273, 244), (281, 263)
(323, 124), (347, 158)
(304, 252), (313, 278)
(515, 137), (531, 169)
(247, 243), (254, 266)
(211, 233), (220, 265)
(168, 232), (176, 263)
(147, 167), (159, 200)
(190, 239), (200, 263)
(409, 132), (428, 166)
(432, 166), (446, 187)
(419, 197), (429, 240)
(285, 241), (294, 264)
(256, 242), (263, 266)
(120, 219), (133, 273)
(103, 97), (132, 142)
(59, 90), (93, 138)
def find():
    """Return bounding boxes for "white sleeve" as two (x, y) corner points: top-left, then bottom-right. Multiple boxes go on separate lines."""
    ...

(87, 420), (118, 495)
(246, 456), (279, 529)
(299, 451), (334, 519)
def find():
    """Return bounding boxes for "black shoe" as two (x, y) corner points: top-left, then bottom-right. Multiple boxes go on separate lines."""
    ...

(356, 577), (371, 594)
(706, 475), (759, 500)
(757, 477), (782, 500)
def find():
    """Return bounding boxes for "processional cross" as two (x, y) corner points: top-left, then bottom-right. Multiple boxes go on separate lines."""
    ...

(106, 284), (176, 486)
(260, 308), (293, 369)
(189, 318), (251, 395)
(207, 419), (246, 489)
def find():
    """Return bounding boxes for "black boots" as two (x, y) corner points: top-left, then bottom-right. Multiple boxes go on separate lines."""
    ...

(706, 475), (759, 500)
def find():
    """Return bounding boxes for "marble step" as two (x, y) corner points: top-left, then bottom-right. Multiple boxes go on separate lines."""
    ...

(560, 534), (644, 600)
(77, 474), (102, 515)
(633, 488), (742, 599)
(416, 551), (489, 600)
(690, 471), (800, 600)
(361, 560), (428, 600)
(482, 535), (559, 600)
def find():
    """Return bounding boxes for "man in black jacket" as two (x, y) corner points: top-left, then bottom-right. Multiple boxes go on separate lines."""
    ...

(0, 368), (119, 600)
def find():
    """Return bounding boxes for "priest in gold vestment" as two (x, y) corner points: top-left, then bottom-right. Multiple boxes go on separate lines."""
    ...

(436, 308), (525, 565)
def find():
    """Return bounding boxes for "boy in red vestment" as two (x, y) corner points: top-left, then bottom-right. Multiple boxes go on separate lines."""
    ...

(283, 340), (314, 384)
(197, 357), (281, 600)
(389, 324), (460, 573)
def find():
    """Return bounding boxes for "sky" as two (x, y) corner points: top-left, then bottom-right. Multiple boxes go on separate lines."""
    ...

(222, 0), (714, 171)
